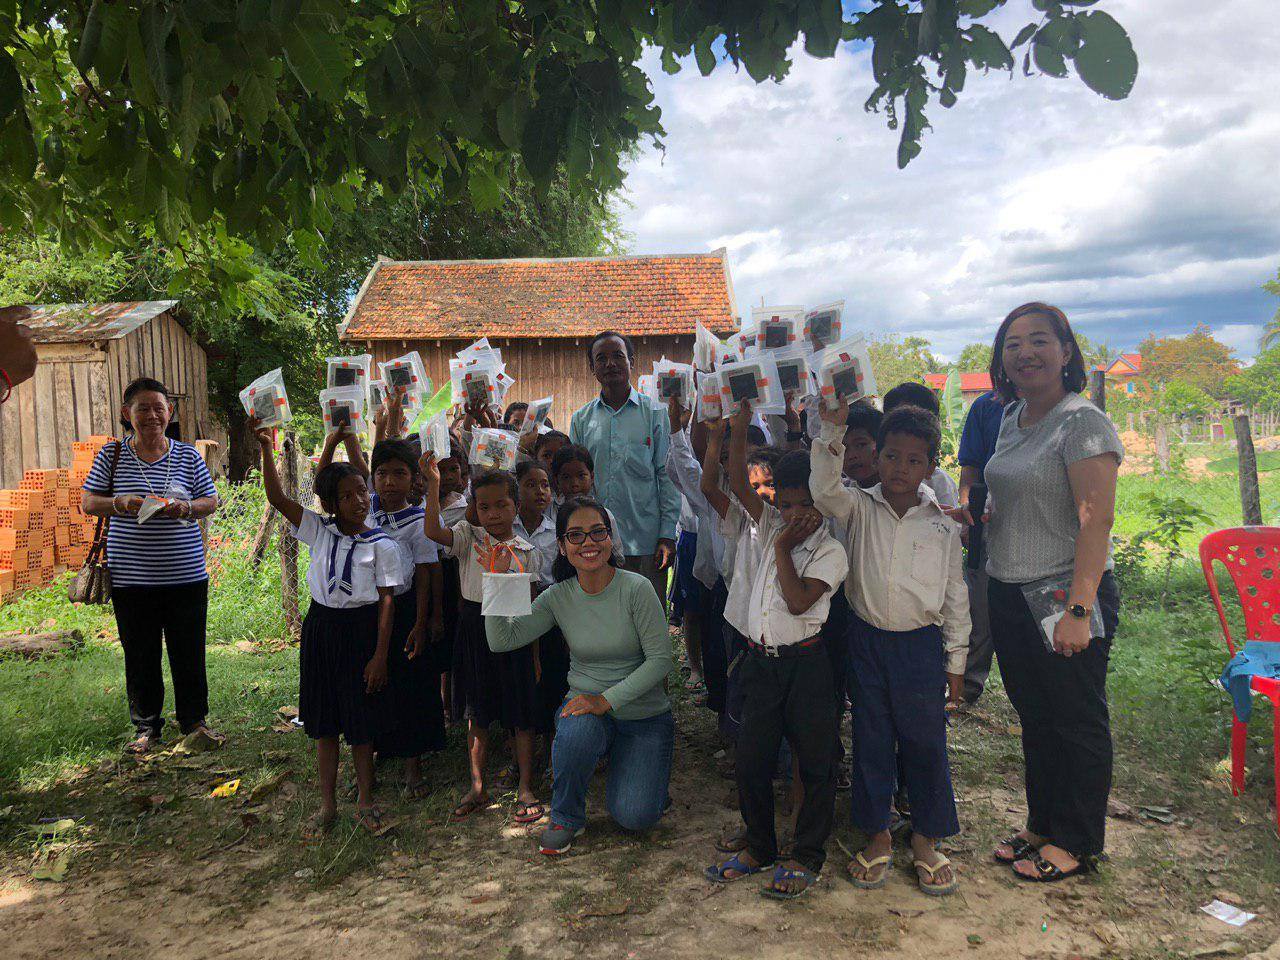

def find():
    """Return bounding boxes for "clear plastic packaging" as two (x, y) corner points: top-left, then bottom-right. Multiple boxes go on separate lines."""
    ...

(239, 368), (292, 429)
(816, 335), (877, 409)
(652, 359), (695, 405)
(803, 301), (844, 352)
(451, 357), (501, 408)
(368, 379), (388, 420)
(379, 352), (430, 412)
(772, 347), (816, 399)
(695, 371), (723, 422)
(519, 396), (554, 436)
(320, 385), (368, 436)
(419, 411), (452, 462)
(694, 322), (731, 371)
(752, 306), (805, 353)
(470, 427), (519, 473)
(459, 337), (502, 367)
(717, 355), (785, 417)
(325, 354), (373, 391)
(733, 324), (759, 361)
(638, 374), (656, 400)
(1020, 575), (1105, 653)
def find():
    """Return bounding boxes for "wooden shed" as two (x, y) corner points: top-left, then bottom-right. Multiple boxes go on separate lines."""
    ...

(0, 301), (215, 488)
(338, 250), (740, 419)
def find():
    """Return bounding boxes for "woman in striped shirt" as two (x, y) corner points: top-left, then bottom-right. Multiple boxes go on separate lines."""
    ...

(81, 377), (220, 755)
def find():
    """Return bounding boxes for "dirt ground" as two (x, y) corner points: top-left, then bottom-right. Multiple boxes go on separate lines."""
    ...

(2, 689), (1278, 960)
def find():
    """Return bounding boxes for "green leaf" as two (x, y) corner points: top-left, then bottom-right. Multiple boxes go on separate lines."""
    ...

(520, 103), (564, 187)
(139, 4), (177, 104)
(1, 114), (36, 179)
(129, 149), (162, 210)
(563, 105), (591, 182)
(660, 47), (680, 75)
(694, 32), (716, 76)
(238, 72), (273, 136)
(1010, 22), (1038, 49)
(939, 86), (957, 108)
(941, 371), (965, 433)
(0, 48), (22, 121)
(958, 0), (1003, 15)
(1072, 10), (1137, 100)
(238, 0), (271, 33)
(496, 95), (526, 150)
(283, 19), (347, 101)
(918, 0), (940, 55)
(93, 2), (130, 85)
(1032, 35), (1068, 77)
(271, 0), (303, 26)
(964, 24), (1014, 70)
(74, 1), (104, 76)
(467, 161), (502, 211)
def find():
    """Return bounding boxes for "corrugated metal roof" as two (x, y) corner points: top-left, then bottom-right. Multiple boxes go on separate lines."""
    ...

(23, 301), (179, 343)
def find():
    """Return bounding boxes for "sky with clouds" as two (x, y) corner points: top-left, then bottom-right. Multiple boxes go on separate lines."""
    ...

(617, 0), (1280, 361)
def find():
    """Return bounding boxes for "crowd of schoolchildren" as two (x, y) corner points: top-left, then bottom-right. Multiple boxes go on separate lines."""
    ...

(244, 333), (1048, 902)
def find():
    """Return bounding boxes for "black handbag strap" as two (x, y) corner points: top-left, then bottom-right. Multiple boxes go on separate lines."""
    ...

(87, 440), (123, 561)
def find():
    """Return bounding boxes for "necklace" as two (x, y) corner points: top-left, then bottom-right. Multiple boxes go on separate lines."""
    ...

(126, 437), (174, 498)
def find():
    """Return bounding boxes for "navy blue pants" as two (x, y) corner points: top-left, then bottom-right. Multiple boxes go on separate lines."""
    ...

(847, 616), (959, 839)
(700, 578), (729, 716)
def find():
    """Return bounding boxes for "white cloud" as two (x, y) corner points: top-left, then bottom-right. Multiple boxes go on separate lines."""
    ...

(618, 0), (1280, 361)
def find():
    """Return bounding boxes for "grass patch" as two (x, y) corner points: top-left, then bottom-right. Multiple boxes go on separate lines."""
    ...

(1206, 450), (1280, 474)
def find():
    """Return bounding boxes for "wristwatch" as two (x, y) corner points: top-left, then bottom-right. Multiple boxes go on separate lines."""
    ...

(1067, 602), (1091, 620)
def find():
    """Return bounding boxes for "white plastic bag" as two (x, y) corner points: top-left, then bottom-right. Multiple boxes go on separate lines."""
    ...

(733, 324), (759, 361)
(481, 548), (534, 616)
(804, 301), (844, 352)
(459, 337), (502, 367)
(325, 354), (373, 391)
(653, 359), (695, 405)
(380, 352), (430, 412)
(470, 427), (519, 473)
(419, 411), (452, 461)
(519, 396), (554, 436)
(451, 358), (501, 408)
(320, 385), (368, 436)
(695, 371), (723, 422)
(239, 368), (292, 429)
(717, 355), (785, 417)
(694, 322), (731, 371)
(752, 306), (805, 353)
(368, 379), (388, 419)
(816, 335), (878, 409)
(772, 347), (816, 399)
(638, 374), (656, 400)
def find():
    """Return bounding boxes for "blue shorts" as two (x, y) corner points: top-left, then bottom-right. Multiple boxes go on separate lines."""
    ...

(668, 530), (703, 619)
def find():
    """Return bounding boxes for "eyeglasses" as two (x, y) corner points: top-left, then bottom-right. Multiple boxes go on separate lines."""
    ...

(563, 526), (611, 545)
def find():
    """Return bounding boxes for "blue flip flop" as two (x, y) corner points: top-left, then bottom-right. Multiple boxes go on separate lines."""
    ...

(761, 864), (819, 900)
(705, 853), (769, 883)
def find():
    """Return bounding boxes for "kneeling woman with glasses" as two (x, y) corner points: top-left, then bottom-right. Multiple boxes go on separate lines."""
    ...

(485, 498), (674, 856)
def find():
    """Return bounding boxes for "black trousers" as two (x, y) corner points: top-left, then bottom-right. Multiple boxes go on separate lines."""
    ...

(699, 578), (729, 716)
(111, 580), (210, 736)
(735, 645), (837, 873)
(987, 571), (1120, 859)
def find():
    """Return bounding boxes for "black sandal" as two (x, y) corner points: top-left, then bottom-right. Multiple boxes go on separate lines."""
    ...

(993, 833), (1038, 864)
(1013, 850), (1090, 883)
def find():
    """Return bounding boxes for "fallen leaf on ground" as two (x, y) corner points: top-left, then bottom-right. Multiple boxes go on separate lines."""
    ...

(34, 818), (76, 837)
(131, 793), (175, 812)
(468, 895), (493, 905)
(234, 641), (256, 653)
(276, 704), (299, 720)
(889, 908), (924, 918)
(578, 900), (631, 918)
(210, 779), (241, 798)
(248, 769), (291, 804)
(1107, 799), (1135, 819)
(31, 848), (70, 882)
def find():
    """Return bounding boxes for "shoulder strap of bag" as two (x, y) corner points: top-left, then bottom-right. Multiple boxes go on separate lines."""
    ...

(87, 440), (124, 557)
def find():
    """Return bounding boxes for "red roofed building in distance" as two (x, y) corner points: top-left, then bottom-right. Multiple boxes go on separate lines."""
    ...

(924, 371), (994, 405)
(338, 250), (739, 417)
(1099, 352), (1144, 395)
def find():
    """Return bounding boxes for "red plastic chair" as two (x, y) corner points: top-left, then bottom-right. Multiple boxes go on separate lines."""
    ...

(1199, 527), (1280, 833)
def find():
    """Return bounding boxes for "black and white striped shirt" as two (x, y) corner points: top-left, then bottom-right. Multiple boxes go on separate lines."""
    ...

(83, 439), (217, 587)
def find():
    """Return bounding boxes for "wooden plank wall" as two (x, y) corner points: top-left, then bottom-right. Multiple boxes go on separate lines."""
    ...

(0, 343), (112, 488)
(106, 310), (211, 443)
(360, 334), (694, 426)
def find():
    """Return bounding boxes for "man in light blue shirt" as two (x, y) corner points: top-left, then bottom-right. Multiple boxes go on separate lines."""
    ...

(570, 331), (680, 605)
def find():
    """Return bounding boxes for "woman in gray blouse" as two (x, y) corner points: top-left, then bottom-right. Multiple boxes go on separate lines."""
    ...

(973, 303), (1123, 883)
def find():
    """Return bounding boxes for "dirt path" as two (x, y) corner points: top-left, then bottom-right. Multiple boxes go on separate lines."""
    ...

(2, 697), (1276, 959)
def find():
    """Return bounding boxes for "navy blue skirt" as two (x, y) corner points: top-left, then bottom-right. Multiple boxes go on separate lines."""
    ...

(299, 600), (388, 746)
(451, 599), (539, 731)
(373, 588), (447, 758)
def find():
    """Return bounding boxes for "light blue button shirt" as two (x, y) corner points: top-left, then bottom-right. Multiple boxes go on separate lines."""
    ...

(569, 388), (681, 558)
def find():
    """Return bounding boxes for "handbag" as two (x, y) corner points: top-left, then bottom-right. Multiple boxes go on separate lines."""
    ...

(68, 440), (122, 605)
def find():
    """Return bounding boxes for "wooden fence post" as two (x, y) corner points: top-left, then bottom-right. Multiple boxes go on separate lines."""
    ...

(1088, 369), (1106, 412)
(1234, 413), (1263, 526)
(278, 432), (302, 641)
(1126, 412), (1134, 432)
(1155, 421), (1170, 472)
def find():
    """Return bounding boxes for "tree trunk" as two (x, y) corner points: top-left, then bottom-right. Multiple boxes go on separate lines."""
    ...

(1234, 413), (1263, 526)
(1088, 369), (1106, 412)
(226, 407), (261, 483)
(1155, 421), (1170, 472)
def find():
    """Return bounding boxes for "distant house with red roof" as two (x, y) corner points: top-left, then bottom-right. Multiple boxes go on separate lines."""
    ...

(339, 250), (739, 417)
(1099, 352), (1144, 395)
(925, 371), (993, 404)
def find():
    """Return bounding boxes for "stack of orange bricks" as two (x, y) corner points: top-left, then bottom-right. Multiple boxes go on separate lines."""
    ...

(0, 435), (111, 603)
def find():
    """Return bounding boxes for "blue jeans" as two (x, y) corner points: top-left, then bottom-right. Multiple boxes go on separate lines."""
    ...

(550, 704), (674, 832)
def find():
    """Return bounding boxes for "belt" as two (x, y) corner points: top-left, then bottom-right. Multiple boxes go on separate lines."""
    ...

(747, 636), (824, 659)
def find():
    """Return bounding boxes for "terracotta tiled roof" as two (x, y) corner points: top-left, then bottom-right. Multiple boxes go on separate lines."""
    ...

(925, 372), (993, 393)
(339, 251), (738, 341)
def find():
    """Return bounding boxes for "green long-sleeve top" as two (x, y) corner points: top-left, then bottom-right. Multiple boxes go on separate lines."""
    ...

(485, 569), (672, 720)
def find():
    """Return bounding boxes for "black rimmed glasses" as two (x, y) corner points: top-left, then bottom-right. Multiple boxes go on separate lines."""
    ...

(563, 526), (611, 545)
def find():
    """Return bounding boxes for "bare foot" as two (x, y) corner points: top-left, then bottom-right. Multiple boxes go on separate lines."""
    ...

(302, 807), (337, 840)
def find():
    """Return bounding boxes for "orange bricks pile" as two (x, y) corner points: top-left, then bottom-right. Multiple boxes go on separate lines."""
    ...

(0, 435), (111, 603)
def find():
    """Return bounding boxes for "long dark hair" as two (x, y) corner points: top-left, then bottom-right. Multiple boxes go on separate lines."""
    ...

(988, 302), (1087, 404)
(551, 497), (621, 584)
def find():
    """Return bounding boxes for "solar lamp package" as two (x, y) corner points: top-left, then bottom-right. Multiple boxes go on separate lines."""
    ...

(694, 322), (732, 371)
(239, 368), (292, 429)
(772, 348), (816, 399)
(695, 371), (723, 422)
(469, 427), (519, 474)
(652, 360), (695, 404)
(325, 354), (373, 391)
(638, 374), (656, 399)
(380, 352), (429, 411)
(816, 335), (878, 409)
(419, 412), (452, 462)
(519, 396), (554, 436)
(717, 355), (785, 417)
(369, 380), (387, 418)
(752, 306), (805, 354)
(320, 386), (367, 436)
(803, 301), (844, 352)
(733, 323), (760, 361)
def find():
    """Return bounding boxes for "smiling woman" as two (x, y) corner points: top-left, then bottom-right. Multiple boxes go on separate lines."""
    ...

(78, 377), (222, 755)
(485, 498), (675, 857)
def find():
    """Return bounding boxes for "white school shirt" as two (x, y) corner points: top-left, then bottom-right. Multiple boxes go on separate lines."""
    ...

(514, 512), (558, 587)
(367, 502), (439, 596)
(811, 420), (972, 674)
(721, 499), (766, 636)
(745, 502), (848, 649)
(290, 508), (403, 608)
(440, 491), (469, 529)
(664, 428), (726, 589)
(445, 520), (541, 603)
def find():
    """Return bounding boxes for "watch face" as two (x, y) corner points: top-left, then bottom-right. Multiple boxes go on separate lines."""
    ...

(1068, 603), (1088, 619)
